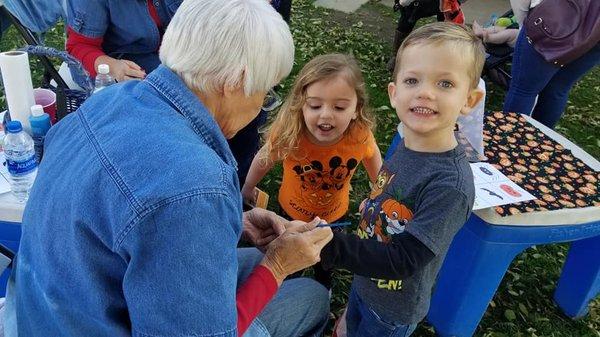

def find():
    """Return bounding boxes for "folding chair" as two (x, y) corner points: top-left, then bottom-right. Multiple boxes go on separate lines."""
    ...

(0, 6), (93, 122)
(0, 5), (68, 89)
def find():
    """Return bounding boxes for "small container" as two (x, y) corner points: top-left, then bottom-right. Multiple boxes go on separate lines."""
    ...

(94, 64), (116, 93)
(29, 104), (52, 162)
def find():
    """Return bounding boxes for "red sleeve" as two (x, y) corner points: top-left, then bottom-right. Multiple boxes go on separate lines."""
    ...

(147, 0), (162, 28)
(236, 265), (279, 334)
(66, 26), (105, 77)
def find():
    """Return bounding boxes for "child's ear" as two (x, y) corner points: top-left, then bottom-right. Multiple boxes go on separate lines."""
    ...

(460, 88), (484, 115)
(387, 82), (397, 108)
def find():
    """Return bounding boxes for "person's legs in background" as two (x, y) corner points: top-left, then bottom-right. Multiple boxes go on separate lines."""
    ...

(531, 43), (600, 129)
(274, 0), (292, 23)
(229, 109), (268, 186)
(230, 1), (290, 187)
(503, 27), (559, 116)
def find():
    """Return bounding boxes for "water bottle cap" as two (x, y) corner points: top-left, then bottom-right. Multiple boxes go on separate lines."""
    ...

(98, 64), (110, 74)
(30, 104), (45, 117)
(6, 121), (23, 133)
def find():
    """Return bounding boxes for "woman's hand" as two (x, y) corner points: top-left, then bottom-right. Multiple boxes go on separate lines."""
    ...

(241, 207), (286, 251)
(95, 56), (146, 82)
(260, 217), (333, 285)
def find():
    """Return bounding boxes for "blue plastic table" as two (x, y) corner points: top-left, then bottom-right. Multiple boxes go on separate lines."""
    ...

(0, 191), (24, 296)
(386, 116), (600, 336)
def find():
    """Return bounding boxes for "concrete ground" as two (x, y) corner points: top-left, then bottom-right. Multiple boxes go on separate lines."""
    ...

(315, 0), (512, 24)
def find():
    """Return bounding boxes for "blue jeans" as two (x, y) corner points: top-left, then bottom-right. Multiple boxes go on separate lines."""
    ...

(503, 27), (600, 129)
(237, 248), (330, 337)
(345, 287), (417, 337)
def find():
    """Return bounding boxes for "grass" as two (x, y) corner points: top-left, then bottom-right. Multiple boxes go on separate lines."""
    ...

(1, 1), (599, 336)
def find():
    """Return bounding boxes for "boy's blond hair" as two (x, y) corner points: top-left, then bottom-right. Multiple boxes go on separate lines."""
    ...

(393, 22), (485, 89)
(261, 53), (375, 161)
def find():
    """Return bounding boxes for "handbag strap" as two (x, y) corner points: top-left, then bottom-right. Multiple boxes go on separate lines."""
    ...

(529, 0), (582, 40)
(18, 45), (95, 96)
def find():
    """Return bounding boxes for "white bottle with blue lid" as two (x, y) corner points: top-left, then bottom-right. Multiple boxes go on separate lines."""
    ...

(28, 104), (52, 162)
(3, 120), (38, 202)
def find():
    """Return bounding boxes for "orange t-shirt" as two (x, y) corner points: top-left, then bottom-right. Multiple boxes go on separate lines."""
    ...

(278, 128), (378, 222)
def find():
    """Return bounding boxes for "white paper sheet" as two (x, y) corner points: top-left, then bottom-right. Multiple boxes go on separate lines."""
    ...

(470, 162), (537, 210)
(0, 152), (11, 195)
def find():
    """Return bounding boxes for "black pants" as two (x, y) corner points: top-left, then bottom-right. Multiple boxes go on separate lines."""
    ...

(228, 109), (268, 186)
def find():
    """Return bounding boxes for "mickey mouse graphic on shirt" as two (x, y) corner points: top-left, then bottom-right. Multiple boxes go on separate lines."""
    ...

(291, 156), (359, 210)
(323, 156), (358, 190)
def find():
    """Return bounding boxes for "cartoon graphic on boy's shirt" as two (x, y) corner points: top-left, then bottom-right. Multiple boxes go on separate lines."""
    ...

(289, 156), (359, 217)
(356, 167), (415, 291)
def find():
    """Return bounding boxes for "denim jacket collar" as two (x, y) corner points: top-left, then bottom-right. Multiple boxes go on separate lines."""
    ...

(146, 65), (238, 170)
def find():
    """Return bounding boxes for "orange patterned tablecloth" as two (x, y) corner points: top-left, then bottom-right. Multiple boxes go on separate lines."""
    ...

(483, 112), (599, 216)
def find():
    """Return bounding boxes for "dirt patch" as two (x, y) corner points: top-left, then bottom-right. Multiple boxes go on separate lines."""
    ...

(323, 1), (397, 46)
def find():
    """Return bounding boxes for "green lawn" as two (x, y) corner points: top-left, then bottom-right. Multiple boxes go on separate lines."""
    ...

(1, 1), (599, 336)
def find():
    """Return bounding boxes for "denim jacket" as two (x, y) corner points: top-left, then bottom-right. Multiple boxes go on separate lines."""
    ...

(67, 0), (182, 70)
(2, 0), (65, 33)
(5, 66), (243, 337)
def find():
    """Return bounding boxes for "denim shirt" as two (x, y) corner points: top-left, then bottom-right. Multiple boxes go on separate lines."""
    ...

(67, 0), (182, 70)
(2, 0), (66, 33)
(5, 66), (243, 337)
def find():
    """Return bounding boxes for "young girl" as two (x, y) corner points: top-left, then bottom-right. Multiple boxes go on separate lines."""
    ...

(242, 53), (382, 225)
(242, 54), (382, 289)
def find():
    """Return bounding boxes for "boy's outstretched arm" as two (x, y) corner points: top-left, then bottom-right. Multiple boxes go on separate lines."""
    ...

(320, 187), (470, 279)
(320, 231), (434, 280)
(241, 145), (275, 203)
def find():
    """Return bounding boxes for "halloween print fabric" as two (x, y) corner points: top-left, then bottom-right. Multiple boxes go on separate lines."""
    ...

(483, 112), (599, 216)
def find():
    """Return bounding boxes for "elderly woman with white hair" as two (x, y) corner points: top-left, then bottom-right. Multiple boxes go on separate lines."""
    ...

(4, 1), (332, 336)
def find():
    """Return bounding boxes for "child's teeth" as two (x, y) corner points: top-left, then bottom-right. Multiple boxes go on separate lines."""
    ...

(413, 107), (434, 114)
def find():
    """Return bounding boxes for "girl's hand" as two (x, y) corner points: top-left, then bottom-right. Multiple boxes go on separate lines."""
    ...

(241, 186), (258, 206)
(359, 198), (368, 212)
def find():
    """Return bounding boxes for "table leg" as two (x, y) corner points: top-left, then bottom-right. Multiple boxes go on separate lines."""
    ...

(554, 235), (600, 318)
(428, 224), (529, 337)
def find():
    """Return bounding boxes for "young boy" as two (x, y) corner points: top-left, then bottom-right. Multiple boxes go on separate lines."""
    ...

(320, 22), (485, 336)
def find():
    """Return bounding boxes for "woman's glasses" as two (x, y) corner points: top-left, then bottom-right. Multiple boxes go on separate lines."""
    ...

(262, 89), (282, 112)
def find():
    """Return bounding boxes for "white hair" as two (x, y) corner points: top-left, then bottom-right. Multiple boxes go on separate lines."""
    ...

(159, 0), (294, 96)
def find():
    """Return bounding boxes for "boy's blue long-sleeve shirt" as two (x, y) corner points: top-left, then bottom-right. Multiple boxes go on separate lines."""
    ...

(321, 141), (475, 325)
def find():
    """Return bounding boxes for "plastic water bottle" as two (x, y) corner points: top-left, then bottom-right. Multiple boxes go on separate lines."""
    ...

(3, 121), (38, 202)
(94, 64), (116, 93)
(29, 104), (52, 162)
